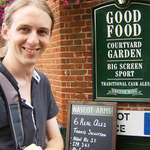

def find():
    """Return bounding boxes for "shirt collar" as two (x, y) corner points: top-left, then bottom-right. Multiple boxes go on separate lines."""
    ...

(33, 70), (40, 83)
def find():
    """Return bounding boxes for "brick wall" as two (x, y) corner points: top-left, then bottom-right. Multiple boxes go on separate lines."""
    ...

(37, 0), (99, 127)
(36, 0), (150, 127)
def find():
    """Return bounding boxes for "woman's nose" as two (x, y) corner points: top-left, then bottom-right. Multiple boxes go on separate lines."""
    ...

(27, 31), (39, 46)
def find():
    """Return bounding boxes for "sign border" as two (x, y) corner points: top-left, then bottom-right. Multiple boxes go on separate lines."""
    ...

(92, 0), (150, 102)
(65, 101), (117, 150)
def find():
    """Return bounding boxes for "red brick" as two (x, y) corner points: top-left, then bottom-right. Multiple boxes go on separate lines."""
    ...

(36, 0), (150, 127)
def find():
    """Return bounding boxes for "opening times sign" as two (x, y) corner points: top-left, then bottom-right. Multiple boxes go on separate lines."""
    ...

(92, 0), (150, 100)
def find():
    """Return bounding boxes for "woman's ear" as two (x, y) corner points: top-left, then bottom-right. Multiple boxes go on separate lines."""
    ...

(1, 23), (9, 40)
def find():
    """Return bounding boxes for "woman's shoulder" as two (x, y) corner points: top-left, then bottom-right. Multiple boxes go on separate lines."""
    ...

(33, 69), (49, 84)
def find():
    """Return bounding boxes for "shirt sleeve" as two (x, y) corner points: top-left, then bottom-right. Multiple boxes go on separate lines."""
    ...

(46, 80), (59, 120)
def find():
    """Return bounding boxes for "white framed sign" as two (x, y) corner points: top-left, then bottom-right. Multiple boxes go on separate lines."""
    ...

(117, 110), (150, 137)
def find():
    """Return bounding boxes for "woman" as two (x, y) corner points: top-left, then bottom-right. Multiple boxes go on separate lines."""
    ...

(0, 0), (64, 150)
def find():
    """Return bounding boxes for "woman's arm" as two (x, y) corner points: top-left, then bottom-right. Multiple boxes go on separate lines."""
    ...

(45, 117), (64, 150)
(24, 117), (64, 150)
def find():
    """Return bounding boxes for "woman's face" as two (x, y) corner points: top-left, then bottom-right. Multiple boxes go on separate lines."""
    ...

(2, 5), (52, 66)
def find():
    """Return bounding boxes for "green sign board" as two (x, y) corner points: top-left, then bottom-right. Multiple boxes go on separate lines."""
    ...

(92, 0), (150, 101)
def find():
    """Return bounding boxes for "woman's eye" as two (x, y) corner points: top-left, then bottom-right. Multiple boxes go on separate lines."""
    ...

(38, 30), (49, 36)
(19, 27), (30, 33)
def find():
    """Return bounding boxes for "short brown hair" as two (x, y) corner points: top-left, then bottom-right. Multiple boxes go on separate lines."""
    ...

(3, 0), (54, 30)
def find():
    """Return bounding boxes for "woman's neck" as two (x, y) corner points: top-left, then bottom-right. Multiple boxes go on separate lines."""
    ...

(2, 56), (34, 80)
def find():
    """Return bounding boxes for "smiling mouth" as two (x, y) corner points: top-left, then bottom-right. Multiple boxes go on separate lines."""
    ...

(22, 47), (40, 56)
(22, 47), (40, 52)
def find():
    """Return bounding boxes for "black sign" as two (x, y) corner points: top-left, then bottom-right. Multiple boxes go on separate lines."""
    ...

(65, 102), (117, 150)
(92, 0), (150, 101)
